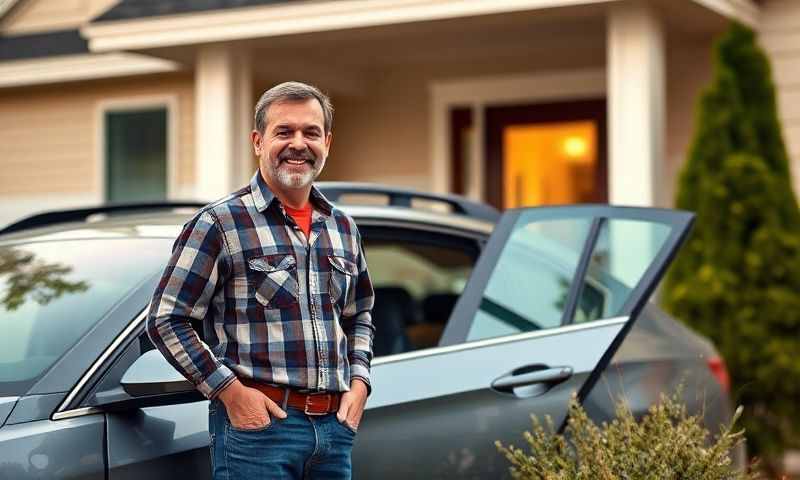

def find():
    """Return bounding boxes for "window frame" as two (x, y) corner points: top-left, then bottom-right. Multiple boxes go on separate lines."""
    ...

(95, 95), (179, 203)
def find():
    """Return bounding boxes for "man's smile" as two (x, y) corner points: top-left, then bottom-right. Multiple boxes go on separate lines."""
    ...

(283, 158), (313, 166)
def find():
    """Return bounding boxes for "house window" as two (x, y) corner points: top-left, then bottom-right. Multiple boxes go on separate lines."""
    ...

(104, 107), (168, 203)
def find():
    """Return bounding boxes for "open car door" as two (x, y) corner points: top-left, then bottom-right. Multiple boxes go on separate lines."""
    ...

(356, 206), (694, 479)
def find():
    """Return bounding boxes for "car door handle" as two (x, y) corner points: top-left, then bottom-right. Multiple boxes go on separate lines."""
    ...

(491, 366), (573, 392)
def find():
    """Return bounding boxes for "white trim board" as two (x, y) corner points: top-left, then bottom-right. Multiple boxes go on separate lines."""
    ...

(428, 68), (606, 199)
(83, 0), (618, 52)
(95, 95), (181, 202)
(0, 53), (179, 89)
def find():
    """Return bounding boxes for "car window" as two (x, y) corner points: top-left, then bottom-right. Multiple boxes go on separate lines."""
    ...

(0, 238), (170, 395)
(362, 232), (479, 356)
(467, 214), (671, 341)
(574, 219), (671, 323)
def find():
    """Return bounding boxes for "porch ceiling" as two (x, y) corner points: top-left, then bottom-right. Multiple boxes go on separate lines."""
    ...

(126, 3), (611, 78)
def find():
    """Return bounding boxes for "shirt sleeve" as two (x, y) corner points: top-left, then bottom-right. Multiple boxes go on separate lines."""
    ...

(340, 229), (376, 395)
(146, 210), (236, 399)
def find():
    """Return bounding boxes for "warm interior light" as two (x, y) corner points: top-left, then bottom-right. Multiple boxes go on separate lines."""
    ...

(563, 136), (589, 158)
(503, 120), (597, 208)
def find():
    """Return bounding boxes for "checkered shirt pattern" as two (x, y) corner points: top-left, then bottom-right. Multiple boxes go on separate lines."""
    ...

(146, 172), (375, 400)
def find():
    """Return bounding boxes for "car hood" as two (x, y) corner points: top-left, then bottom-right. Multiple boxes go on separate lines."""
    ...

(0, 397), (18, 428)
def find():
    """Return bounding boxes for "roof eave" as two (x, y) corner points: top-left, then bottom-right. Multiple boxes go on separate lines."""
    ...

(81, 0), (620, 53)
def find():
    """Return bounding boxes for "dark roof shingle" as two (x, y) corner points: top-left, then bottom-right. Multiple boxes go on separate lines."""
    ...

(93, 0), (298, 23)
(0, 30), (88, 61)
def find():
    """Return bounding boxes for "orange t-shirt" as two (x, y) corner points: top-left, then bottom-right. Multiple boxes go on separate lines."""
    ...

(284, 203), (313, 238)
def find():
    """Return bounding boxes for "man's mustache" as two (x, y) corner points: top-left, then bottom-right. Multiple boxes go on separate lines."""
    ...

(278, 148), (316, 164)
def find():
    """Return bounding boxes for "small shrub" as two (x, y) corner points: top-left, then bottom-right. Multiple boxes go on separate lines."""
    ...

(496, 393), (757, 480)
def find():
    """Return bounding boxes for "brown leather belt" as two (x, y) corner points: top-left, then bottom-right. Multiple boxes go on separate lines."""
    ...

(241, 379), (341, 416)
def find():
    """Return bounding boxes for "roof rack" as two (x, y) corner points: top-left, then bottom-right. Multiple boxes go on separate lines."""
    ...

(0, 202), (206, 236)
(316, 182), (499, 222)
(0, 184), (499, 236)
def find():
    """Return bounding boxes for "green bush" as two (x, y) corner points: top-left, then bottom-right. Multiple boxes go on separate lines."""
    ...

(662, 22), (800, 473)
(496, 393), (756, 480)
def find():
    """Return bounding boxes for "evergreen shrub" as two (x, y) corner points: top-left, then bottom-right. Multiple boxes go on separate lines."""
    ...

(662, 22), (800, 472)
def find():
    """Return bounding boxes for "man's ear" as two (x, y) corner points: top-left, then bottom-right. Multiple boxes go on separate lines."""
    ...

(324, 132), (333, 154)
(251, 130), (262, 155)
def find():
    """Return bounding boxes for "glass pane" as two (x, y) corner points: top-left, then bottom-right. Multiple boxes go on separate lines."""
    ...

(106, 108), (167, 203)
(573, 219), (671, 323)
(503, 120), (599, 208)
(0, 238), (171, 395)
(467, 216), (592, 341)
(364, 238), (477, 355)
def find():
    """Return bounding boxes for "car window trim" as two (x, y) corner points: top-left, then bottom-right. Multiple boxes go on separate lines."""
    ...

(52, 307), (148, 419)
(373, 316), (627, 366)
(560, 217), (604, 326)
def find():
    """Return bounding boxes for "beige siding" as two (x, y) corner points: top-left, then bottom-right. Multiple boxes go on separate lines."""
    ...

(760, 0), (800, 196)
(0, 0), (119, 35)
(664, 36), (715, 207)
(0, 73), (194, 196)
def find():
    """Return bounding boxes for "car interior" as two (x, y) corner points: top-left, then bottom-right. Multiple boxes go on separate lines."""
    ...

(361, 228), (480, 356)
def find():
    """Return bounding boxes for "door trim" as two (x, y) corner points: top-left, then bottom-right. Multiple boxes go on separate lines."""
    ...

(429, 68), (606, 200)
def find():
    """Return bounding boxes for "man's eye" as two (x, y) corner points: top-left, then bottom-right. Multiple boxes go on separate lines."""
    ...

(276, 131), (291, 137)
(305, 131), (321, 139)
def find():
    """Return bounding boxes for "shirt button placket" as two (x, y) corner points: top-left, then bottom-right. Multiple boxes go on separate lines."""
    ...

(307, 248), (326, 390)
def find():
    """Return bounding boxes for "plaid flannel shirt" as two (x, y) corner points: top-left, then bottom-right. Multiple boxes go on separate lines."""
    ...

(146, 172), (375, 399)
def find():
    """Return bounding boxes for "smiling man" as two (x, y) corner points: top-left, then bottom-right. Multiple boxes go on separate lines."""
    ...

(146, 81), (375, 479)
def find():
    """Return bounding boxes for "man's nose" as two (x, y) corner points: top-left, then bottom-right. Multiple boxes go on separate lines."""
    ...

(290, 131), (306, 149)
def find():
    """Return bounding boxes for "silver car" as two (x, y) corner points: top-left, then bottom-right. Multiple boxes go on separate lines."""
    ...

(0, 185), (737, 479)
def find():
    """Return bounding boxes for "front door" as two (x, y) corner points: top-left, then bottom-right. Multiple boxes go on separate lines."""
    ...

(354, 205), (693, 478)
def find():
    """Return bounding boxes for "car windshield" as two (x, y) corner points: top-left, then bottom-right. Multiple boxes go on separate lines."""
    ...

(0, 238), (170, 395)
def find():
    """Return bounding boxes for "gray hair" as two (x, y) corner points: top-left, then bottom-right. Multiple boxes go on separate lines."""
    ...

(254, 81), (334, 134)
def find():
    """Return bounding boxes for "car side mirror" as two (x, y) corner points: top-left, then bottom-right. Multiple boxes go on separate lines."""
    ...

(121, 349), (196, 396)
(96, 350), (203, 412)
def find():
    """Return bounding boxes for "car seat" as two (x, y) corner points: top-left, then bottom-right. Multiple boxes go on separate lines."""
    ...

(371, 286), (417, 356)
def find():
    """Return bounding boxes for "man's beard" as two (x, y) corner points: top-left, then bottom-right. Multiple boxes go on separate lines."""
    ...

(269, 148), (324, 189)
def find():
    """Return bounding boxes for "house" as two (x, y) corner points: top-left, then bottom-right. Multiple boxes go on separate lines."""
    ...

(0, 0), (796, 227)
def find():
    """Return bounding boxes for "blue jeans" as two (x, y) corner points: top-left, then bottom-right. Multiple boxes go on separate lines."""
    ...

(209, 399), (356, 479)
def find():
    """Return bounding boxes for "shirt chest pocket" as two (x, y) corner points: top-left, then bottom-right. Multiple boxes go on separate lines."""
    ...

(328, 255), (359, 308)
(248, 254), (298, 308)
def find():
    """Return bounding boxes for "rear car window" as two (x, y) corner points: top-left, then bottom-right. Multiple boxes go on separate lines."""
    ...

(0, 238), (170, 395)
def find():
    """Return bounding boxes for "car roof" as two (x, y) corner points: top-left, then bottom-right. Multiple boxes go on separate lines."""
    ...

(0, 183), (498, 244)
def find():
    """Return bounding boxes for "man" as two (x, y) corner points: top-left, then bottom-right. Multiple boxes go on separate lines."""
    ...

(147, 81), (375, 479)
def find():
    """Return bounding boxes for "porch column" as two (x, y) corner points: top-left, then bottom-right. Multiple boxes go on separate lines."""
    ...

(606, 1), (666, 207)
(195, 44), (254, 200)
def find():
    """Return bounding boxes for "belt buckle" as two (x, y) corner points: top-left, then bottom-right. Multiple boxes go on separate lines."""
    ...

(303, 392), (331, 416)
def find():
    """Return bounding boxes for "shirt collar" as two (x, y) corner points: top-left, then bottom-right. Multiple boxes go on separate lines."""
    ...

(250, 171), (334, 216)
